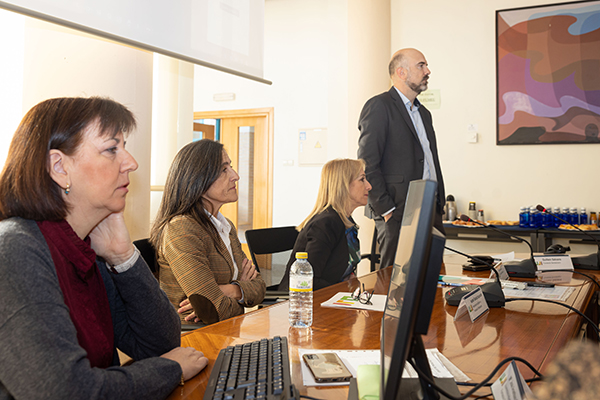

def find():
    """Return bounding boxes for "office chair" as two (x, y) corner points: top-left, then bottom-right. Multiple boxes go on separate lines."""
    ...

(360, 226), (380, 272)
(245, 226), (299, 306)
(133, 238), (205, 331)
(133, 238), (159, 279)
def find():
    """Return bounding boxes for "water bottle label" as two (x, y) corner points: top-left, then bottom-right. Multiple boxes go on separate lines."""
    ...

(290, 276), (312, 292)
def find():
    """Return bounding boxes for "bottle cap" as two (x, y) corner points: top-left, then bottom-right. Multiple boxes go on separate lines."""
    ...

(295, 252), (308, 259)
(446, 194), (455, 201)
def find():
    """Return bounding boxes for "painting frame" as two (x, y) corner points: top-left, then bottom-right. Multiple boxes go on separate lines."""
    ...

(496, 0), (600, 145)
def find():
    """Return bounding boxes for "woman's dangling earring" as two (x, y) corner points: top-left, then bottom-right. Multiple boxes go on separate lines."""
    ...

(65, 184), (70, 195)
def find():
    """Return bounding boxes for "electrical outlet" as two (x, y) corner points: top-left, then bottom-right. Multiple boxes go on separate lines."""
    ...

(467, 132), (478, 143)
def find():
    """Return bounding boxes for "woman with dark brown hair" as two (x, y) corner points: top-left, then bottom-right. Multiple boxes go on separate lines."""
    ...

(150, 139), (265, 326)
(0, 97), (207, 400)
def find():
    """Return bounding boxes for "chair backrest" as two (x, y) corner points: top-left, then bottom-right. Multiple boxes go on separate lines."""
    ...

(244, 226), (299, 272)
(360, 226), (381, 272)
(133, 238), (159, 278)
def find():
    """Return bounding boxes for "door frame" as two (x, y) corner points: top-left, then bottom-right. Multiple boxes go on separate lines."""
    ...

(193, 108), (274, 229)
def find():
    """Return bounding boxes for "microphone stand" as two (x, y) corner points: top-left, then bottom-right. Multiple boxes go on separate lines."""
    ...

(459, 215), (537, 278)
(537, 204), (600, 270)
(444, 246), (505, 307)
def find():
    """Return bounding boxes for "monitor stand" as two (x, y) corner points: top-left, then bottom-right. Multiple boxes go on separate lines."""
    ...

(403, 336), (461, 400)
(397, 377), (460, 400)
(346, 377), (460, 400)
(347, 336), (462, 400)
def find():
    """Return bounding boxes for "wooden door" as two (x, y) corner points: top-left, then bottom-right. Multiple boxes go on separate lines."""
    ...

(193, 109), (274, 266)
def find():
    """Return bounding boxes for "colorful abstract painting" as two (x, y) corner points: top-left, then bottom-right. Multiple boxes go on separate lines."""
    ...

(497, 1), (600, 145)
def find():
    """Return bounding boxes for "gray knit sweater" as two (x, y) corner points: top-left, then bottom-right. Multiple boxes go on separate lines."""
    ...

(0, 217), (182, 399)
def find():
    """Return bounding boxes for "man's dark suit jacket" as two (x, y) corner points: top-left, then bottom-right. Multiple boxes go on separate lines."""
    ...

(278, 207), (351, 291)
(357, 86), (445, 229)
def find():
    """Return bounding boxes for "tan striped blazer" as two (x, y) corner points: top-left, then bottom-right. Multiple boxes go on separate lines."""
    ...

(158, 215), (266, 324)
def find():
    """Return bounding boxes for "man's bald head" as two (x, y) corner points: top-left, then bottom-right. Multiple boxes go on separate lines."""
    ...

(388, 48), (424, 78)
(388, 48), (430, 101)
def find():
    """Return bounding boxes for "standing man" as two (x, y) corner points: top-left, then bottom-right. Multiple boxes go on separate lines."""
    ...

(357, 48), (445, 269)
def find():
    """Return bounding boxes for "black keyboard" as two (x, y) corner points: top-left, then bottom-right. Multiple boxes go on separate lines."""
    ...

(203, 336), (299, 400)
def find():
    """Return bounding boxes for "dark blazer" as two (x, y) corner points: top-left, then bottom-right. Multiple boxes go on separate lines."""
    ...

(278, 207), (351, 291)
(357, 86), (445, 223)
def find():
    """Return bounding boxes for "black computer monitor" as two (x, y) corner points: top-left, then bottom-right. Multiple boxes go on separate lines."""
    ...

(381, 180), (458, 400)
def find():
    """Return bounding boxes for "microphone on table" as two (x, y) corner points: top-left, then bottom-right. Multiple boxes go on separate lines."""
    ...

(536, 204), (600, 270)
(459, 214), (537, 278)
(443, 246), (505, 308)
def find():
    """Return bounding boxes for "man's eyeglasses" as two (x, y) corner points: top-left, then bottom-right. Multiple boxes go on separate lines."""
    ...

(352, 283), (374, 305)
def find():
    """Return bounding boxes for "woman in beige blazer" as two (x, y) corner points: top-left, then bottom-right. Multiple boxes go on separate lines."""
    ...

(151, 139), (266, 325)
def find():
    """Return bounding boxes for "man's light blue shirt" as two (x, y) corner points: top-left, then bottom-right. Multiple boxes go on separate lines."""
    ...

(395, 87), (437, 182)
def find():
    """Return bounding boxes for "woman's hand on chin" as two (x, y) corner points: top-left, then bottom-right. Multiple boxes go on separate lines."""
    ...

(89, 212), (135, 265)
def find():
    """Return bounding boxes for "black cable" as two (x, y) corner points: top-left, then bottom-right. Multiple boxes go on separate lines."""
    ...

(408, 356), (543, 400)
(505, 298), (600, 339)
(299, 395), (324, 400)
(457, 376), (542, 387)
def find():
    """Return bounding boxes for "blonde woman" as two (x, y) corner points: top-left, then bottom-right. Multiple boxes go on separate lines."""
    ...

(278, 159), (371, 291)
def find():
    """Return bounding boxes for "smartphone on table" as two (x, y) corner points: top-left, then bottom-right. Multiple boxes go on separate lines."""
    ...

(302, 353), (353, 383)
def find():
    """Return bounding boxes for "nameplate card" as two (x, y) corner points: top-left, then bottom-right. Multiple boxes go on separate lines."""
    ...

(534, 255), (574, 283)
(534, 254), (573, 271)
(454, 287), (489, 323)
(490, 262), (509, 281)
(490, 360), (533, 400)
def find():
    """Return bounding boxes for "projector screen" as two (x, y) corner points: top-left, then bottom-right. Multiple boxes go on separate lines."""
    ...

(0, 0), (270, 84)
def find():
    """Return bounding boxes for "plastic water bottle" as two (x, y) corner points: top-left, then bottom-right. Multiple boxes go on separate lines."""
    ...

(289, 252), (313, 328)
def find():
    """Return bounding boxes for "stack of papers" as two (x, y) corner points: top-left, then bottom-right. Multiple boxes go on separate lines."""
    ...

(297, 348), (471, 387)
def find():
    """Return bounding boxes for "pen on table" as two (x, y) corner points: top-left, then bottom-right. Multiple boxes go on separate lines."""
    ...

(527, 282), (555, 288)
(438, 281), (464, 287)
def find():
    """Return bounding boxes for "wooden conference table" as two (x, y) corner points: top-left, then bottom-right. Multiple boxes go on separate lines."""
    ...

(167, 254), (599, 399)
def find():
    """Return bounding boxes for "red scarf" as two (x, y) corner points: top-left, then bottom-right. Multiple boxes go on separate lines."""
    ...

(37, 220), (114, 368)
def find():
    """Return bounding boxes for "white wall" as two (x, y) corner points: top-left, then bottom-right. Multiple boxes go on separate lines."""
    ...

(0, 10), (154, 240)
(194, 0), (331, 228)
(193, 0), (599, 260)
(193, 0), (390, 233)
(391, 0), (600, 222)
(0, 11), (24, 168)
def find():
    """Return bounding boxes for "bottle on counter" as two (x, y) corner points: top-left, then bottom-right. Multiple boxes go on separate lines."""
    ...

(552, 207), (561, 228)
(289, 252), (313, 328)
(569, 207), (579, 225)
(529, 206), (542, 229)
(561, 207), (570, 226)
(468, 202), (477, 221)
(444, 194), (457, 221)
(580, 207), (588, 225)
(519, 206), (529, 228)
(477, 209), (485, 223)
(541, 205), (553, 228)
(590, 211), (598, 227)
